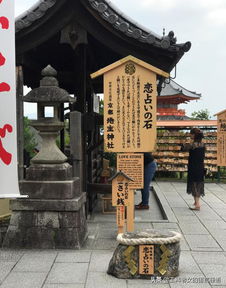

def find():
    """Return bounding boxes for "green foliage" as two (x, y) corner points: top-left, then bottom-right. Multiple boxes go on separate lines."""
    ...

(99, 99), (104, 115)
(56, 126), (70, 148)
(23, 117), (37, 157)
(103, 152), (117, 167)
(191, 109), (211, 120)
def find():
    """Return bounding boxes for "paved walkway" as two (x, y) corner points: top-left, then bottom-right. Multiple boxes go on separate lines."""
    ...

(0, 182), (226, 288)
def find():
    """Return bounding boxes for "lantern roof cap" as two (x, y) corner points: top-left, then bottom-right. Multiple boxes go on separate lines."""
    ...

(23, 65), (76, 104)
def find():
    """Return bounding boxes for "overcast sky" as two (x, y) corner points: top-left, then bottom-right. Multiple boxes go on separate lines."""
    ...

(16, 0), (226, 119)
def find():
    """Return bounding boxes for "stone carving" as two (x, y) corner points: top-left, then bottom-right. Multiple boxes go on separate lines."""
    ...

(108, 230), (181, 279)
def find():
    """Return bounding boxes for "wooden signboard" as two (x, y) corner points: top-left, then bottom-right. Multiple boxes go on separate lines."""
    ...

(139, 245), (154, 275)
(110, 171), (134, 233)
(112, 174), (130, 207)
(91, 56), (169, 153)
(215, 110), (226, 166)
(117, 153), (144, 189)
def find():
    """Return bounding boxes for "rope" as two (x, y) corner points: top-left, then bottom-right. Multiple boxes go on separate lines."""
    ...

(117, 231), (181, 245)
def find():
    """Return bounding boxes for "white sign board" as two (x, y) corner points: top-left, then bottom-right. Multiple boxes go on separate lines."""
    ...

(0, 0), (23, 197)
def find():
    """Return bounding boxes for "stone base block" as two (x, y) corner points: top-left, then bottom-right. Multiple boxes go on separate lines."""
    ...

(3, 194), (87, 249)
(20, 177), (80, 199)
(9, 192), (86, 211)
(26, 163), (73, 181)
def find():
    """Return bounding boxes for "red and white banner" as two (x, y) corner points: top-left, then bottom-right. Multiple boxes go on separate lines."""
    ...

(0, 0), (22, 197)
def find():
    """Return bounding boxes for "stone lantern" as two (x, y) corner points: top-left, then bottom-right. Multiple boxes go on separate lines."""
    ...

(24, 65), (74, 164)
(3, 66), (87, 249)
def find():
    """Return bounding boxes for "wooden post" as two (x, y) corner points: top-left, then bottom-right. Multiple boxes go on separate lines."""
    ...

(217, 166), (221, 183)
(126, 189), (135, 232)
(16, 66), (24, 180)
(70, 111), (83, 192)
(60, 103), (65, 153)
(117, 206), (125, 234)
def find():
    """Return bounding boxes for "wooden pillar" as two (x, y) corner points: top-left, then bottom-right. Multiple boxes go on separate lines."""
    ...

(60, 103), (65, 153)
(70, 111), (83, 193)
(16, 66), (24, 180)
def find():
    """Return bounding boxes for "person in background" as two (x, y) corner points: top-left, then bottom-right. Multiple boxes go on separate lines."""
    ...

(181, 128), (205, 210)
(135, 152), (157, 210)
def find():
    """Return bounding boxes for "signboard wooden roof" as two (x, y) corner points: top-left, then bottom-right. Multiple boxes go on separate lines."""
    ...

(90, 55), (169, 79)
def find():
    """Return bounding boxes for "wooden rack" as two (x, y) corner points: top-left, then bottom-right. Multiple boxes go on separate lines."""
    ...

(153, 131), (217, 173)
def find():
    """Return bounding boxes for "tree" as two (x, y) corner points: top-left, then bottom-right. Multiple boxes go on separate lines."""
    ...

(23, 117), (37, 157)
(191, 109), (211, 120)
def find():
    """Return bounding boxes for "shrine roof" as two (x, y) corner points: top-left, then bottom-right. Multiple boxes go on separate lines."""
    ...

(214, 109), (226, 116)
(15, 0), (193, 92)
(160, 80), (201, 99)
(15, 0), (191, 55)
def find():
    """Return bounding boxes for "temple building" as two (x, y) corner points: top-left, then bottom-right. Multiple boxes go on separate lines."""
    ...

(15, 0), (191, 212)
(157, 80), (201, 120)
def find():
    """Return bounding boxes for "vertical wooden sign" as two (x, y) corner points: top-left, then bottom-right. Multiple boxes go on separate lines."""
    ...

(215, 110), (226, 166)
(117, 153), (144, 232)
(91, 56), (169, 233)
(110, 171), (133, 233)
(91, 56), (169, 153)
(112, 175), (130, 207)
(139, 245), (154, 275)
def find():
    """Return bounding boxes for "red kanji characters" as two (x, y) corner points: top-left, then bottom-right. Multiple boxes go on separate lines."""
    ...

(0, 17), (9, 29)
(0, 124), (13, 165)
(0, 82), (10, 92)
(0, 7), (11, 91)
(0, 52), (6, 66)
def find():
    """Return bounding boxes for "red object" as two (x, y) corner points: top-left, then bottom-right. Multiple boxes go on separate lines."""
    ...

(0, 124), (13, 165)
(0, 52), (6, 66)
(0, 0), (2, 3)
(0, 82), (10, 92)
(0, 17), (9, 29)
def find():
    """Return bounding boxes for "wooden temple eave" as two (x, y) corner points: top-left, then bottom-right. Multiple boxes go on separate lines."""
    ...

(15, 0), (191, 73)
(157, 94), (200, 105)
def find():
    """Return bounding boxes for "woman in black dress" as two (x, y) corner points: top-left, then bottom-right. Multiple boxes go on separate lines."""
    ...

(181, 128), (205, 210)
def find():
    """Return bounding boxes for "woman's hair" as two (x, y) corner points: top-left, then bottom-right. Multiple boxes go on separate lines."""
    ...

(190, 128), (204, 142)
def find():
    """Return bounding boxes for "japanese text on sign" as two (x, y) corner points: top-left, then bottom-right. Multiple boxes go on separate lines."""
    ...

(216, 110), (226, 166)
(104, 62), (157, 152)
(139, 245), (154, 275)
(117, 153), (144, 189)
(112, 179), (130, 206)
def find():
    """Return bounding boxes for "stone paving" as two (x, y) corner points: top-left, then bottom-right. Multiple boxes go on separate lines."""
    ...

(0, 182), (226, 288)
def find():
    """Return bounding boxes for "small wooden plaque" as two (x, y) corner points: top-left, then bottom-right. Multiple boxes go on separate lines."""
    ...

(139, 245), (154, 275)
(112, 178), (130, 206)
(216, 110), (226, 166)
(117, 153), (144, 189)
